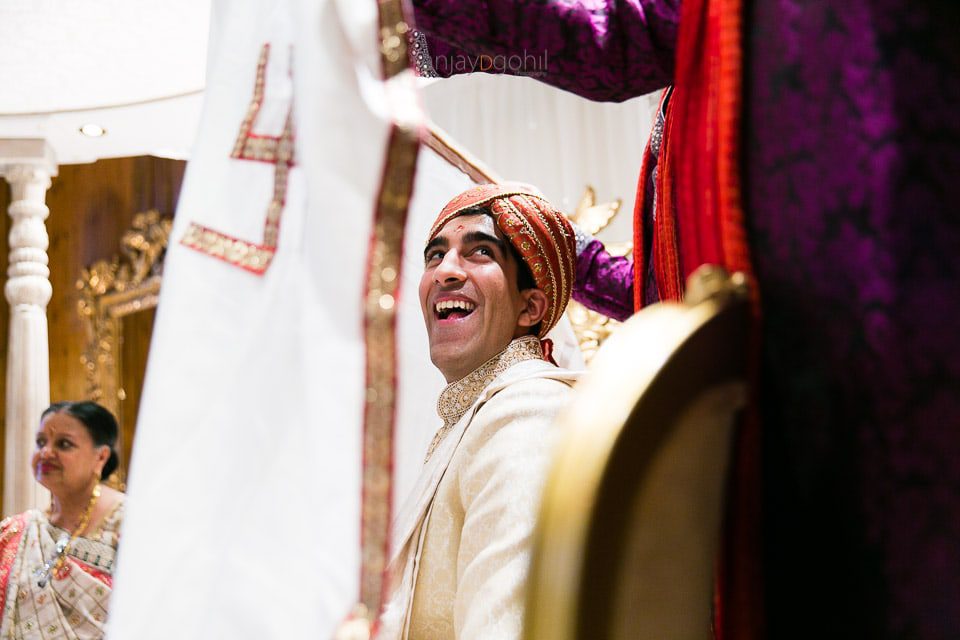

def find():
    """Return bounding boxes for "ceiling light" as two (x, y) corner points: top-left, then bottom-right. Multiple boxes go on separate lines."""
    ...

(79, 123), (106, 137)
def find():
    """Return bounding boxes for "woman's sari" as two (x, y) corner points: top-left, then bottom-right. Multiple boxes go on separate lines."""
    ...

(0, 501), (123, 639)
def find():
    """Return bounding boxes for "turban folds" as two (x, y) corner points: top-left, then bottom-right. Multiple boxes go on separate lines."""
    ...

(429, 183), (576, 338)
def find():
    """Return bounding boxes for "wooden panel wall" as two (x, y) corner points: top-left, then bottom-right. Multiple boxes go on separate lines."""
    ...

(0, 156), (186, 497)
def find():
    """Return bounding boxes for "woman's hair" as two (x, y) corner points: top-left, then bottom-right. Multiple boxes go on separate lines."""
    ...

(41, 401), (120, 480)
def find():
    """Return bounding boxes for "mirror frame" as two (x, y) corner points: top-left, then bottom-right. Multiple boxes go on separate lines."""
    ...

(77, 209), (171, 485)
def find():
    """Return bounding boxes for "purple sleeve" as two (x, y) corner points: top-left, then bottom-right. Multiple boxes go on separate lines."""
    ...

(411, 0), (679, 102)
(572, 239), (635, 322)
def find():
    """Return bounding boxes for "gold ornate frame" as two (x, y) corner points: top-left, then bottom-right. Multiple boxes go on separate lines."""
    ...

(77, 210), (172, 482)
(564, 186), (632, 364)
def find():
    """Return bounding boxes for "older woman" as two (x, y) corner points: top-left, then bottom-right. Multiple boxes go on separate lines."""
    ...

(0, 401), (125, 638)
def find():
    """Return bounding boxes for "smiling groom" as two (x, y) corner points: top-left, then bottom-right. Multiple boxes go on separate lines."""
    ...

(378, 184), (580, 639)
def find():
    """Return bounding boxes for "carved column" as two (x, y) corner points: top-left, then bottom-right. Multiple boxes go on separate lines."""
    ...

(0, 140), (57, 514)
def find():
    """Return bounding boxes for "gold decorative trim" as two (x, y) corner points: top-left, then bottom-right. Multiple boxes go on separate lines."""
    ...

(181, 66), (295, 274)
(569, 186), (622, 236)
(565, 302), (618, 364)
(343, 1), (422, 630)
(426, 336), (544, 461)
(77, 210), (172, 487)
(377, 3), (410, 78)
(564, 187), (632, 364)
(230, 43), (290, 162)
(359, 121), (419, 621)
(180, 223), (276, 274)
(235, 136), (285, 163)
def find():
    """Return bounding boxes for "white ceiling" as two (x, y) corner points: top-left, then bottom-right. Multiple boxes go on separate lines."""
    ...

(0, 0), (211, 164)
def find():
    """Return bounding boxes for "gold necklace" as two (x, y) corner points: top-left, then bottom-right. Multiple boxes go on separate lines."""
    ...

(35, 484), (101, 588)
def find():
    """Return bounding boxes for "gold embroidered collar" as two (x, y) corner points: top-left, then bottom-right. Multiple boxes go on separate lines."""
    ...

(425, 336), (544, 462)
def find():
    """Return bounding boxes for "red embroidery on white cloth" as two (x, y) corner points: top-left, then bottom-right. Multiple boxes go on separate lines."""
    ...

(180, 42), (295, 275)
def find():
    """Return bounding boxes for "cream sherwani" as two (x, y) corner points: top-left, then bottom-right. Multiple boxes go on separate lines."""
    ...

(380, 336), (579, 640)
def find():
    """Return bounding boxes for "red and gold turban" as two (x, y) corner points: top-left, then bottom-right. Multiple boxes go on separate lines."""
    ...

(428, 183), (576, 338)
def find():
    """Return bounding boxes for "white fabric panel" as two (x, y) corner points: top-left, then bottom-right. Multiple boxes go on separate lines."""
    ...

(108, 0), (396, 637)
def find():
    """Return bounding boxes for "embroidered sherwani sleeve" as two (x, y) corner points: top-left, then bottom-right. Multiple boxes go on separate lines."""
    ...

(411, 0), (679, 101)
(573, 239), (636, 321)
(453, 379), (569, 639)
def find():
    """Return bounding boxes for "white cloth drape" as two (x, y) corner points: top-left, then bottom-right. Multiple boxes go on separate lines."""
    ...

(109, 1), (428, 637)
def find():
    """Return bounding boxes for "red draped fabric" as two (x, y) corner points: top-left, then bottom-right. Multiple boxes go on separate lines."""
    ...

(665, 0), (763, 638)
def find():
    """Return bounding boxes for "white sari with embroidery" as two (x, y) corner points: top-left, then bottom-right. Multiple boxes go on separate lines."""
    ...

(0, 501), (123, 640)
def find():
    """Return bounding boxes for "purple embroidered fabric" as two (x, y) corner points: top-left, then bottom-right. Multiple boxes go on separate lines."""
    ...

(746, 2), (960, 637)
(411, 1), (960, 636)
(411, 0), (679, 102)
(571, 240), (634, 321)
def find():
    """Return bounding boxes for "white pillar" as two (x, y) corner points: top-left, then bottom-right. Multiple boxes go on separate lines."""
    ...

(0, 139), (57, 514)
